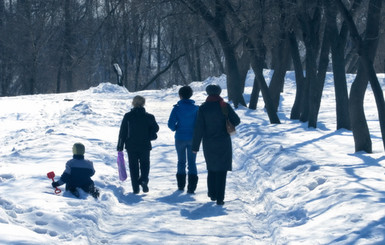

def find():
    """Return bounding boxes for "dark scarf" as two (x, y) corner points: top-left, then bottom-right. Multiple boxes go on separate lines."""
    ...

(206, 95), (227, 108)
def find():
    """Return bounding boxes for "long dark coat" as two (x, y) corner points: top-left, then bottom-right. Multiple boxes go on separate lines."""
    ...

(192, 100), (240, 171)
(117, 107), (159, 153)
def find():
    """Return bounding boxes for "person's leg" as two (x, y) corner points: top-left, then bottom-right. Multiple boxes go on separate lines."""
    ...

(176, 140), (187, 174)
(65, 183), (80, 198)
(186, 141), (197, 175)
(187, 174), (198, 194)
(175, 140), (187, 190)
(138, 150), (150, 192)
(83, 182), (100, 199)
(128, 152), (140, 193)
(207, 170), (216, 201)
(186, 141), (198, 193)
(215, 171), (227, 205)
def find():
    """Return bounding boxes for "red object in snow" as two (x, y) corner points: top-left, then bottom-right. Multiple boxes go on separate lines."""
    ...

(47, 171), (62, 194)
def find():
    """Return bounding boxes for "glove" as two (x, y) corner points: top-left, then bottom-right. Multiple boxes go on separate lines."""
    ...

(52, 181), (60, 188)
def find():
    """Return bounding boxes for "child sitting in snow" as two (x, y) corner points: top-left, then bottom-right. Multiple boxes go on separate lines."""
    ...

(52, 143), (100, 198)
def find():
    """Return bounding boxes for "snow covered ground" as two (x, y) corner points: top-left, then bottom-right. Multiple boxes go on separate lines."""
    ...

(1, 70), (385, 244)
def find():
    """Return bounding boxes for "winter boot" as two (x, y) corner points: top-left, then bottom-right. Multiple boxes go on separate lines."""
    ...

(89, 186), (100, 199)
(140, 181), (149, 193)
(187, 174), (198, 194)
(176, 174), (186, 191)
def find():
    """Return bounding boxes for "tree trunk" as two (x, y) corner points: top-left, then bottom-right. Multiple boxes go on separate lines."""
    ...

(297, 3), (321, 127)
(249, 75), (260, 110)
(237, 42), (250, 95)
(268, 0), (291, 111)
(269, 34), (291, 111)
(336, 0), (384, 152)
(179, 0), (246, 107)
(249, 46), (281, 124)
(289, 31), (305, 120)
(64, 0), (74, 92)
(328, 0), (354, 130)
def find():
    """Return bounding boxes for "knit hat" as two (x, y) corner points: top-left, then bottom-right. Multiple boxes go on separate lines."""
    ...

(72, 143), (85, 155)
(206, 84), (222, 96)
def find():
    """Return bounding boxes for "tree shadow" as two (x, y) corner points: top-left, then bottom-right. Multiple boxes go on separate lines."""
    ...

(180, 202), (227, 220)
(327, 215), (385, 245)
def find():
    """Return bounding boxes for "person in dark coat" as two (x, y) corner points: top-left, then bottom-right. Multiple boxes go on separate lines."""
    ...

(192, 84), (240, 205)
(52, 143), (100, 198)
(117, 95), (159, 194)
(168, 86), (199, 193)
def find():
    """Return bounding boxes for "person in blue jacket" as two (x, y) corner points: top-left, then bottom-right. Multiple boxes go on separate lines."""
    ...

(168, 86), (199, 193)
(52, 143), (100, 198)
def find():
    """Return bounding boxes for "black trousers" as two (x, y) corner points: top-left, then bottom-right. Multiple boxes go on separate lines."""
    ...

(207, 170), (227, 202)
(127, 150), (150, 192)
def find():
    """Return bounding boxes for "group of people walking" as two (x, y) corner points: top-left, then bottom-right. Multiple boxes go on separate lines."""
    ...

(52, 84), (240, 206)
(117, 84), (240, 205)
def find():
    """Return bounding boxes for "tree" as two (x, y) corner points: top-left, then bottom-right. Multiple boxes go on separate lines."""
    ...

(179, 0), (246, 108)
(327, 0), (359, 130)
(336, 0), (384, 152)
(213, 0), (280, 123)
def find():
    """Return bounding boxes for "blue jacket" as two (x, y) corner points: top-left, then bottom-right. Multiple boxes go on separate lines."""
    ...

(57, 155), (95, 189)
(168, 99), (198, 141)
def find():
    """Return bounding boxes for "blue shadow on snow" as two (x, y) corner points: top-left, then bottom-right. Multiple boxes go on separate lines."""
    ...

(180, 202), (227, 220)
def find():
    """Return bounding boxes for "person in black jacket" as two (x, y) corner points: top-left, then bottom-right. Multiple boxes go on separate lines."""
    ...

(52, 143), (100, 198)
(117, 95), (159, 194)
(192, 85), (240, 205)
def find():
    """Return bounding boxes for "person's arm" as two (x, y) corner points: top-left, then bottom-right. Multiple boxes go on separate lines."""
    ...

(117, 114), (128, 151)
(227, 104), (240, 127)
(52, 161), (71, 187)
(192, 108), (204, 153)
(89, 161), (95, 177)
(151, 115), (160, 133)
(167, 106), (178, 131)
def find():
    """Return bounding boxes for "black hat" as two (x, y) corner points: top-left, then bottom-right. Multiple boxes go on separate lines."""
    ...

(206, 84), (222, 96)
(179, 86), (193, 99)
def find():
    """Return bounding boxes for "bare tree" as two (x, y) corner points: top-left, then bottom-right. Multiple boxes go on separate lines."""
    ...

(336, 0), (384, 152)
(179, 0), (246, 108)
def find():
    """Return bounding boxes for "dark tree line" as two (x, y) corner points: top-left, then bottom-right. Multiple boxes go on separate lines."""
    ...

(1, 0), (385, 153)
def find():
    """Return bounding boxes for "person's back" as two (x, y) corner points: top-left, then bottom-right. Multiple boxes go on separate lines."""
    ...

(123, 107), (158, 152)
(198, 101), (230, 139)
(63, 157), (95, 189)
(168, 99), (198, 141)
(168, 86), (199, 193)
(192, 84), (240, 205)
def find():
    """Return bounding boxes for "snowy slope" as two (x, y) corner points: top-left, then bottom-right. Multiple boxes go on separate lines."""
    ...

(1, 70), (385, 244)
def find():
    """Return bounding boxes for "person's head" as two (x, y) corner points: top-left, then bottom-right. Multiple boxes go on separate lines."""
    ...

(206, 84), (222, 96)
(179, 86), (193, 100)
(72, 143), (85, 156)
(132, 95), (145, 108)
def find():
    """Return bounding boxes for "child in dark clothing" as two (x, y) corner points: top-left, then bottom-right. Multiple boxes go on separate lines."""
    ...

(52, 143), (100, 198)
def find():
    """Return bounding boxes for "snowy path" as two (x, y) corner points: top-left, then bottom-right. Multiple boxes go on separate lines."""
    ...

(0, 85), (260, 244)
(2, 72), (385, 244)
